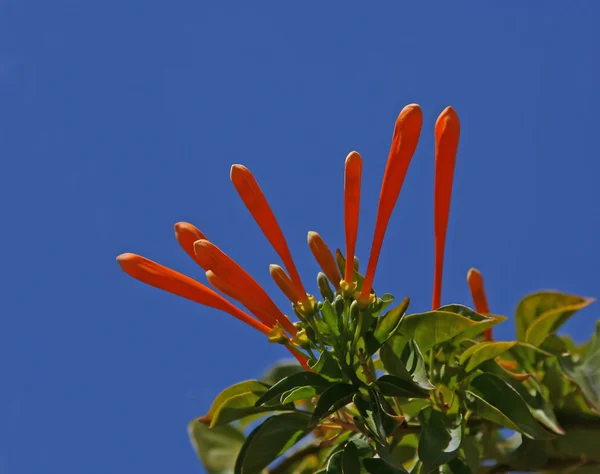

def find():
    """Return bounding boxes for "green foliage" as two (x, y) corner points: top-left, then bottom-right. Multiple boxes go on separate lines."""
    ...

(190, 290), (600, 473)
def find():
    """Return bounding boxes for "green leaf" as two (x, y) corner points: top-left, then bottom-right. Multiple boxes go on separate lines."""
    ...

(375, 375), (430, 399)
(437, 304), (508, 342)
(510, 376), (565, 435)
(321, 300), (341, 337)
(309, 350), (345, 381)
(211, 391), (293, 427)
(363, 458), (408, 473)
(397, 310), (503, 352)
(559, 322), (600, 412)
(188, 418), (245, 474)
(342, 441), (361, 474)
(262, 360), (304, 385)
(467, 373), (552, 439)
(440, 458), (472, 474)
(354, 392), (387, 443)
(365, 298), (410, 356)
(515, 291), (594, 342)
(234, 412), (311, 474)
(200, 380), (270, 424)
(255, 372), (332, 406)
(281, 386), (319, 404)
(459, 341), (517, 373)
(525, 297), (594, 347)
(417, 407), (462, 473)
(327, 450), (343, 474)
(311, 383), (358, 425)
(381, 338), (434, 391)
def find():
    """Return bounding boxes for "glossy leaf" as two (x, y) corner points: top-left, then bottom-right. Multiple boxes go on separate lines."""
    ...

(354, 392), (387, 443)
(397, 310), (502, 352)
(309, 350), (344, 381)
(437, 304), (508, 342)
(321, 300), (341, 337)
(255, 371), (332, 406)
(375, 374), (430, 399)
(326, 450), (343, 474)
(262, 360), (304, 385)
(365, 297), (410, 355)
(418, 407), (462, 473)
(381, 338), (434, 392)
(515, 291), (593, 342)
(341, 441), (361, 474)
(199, 380), (269, 424)
(234, 412), (311, 474)
(559, 322), (600, 412)
(363, 458), (408, 473)
(459, 341), (517, 373)
(467, 373), (552, 439)
(310, 383), (358, 425)
(188, 418), (245, 474)
(211, 391), (293, 427)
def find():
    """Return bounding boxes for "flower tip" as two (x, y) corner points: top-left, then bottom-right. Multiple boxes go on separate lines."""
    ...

(307, 230), (318, 244)
(467, 267), (483, 285)
(345, 150), (361, 165)
(116, 253), (137, 264)
(229, 164), (248, 181)
(436, 106), (460, 134)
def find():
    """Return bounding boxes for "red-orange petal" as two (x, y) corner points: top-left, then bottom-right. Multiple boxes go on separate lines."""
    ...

(230, 165), (307, 304)
(174, 222), (208, 269)
(307, 231), (341, 291)
(269, 264), (298, 304)
(432, 107), (460, 309)
(343, 151), (362, 283)
(467, 268), (492, 341)
(194, 239), (297, 335)
(361, 104), (423, 298)
(116, 253), (271, 335)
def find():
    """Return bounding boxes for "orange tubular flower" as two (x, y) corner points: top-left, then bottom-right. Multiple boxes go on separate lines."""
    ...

(432, 107), (460, 310)
(193, 239), (296, 335)
(343, 151), (363, 285)
(361, 104), (423, 299)
(467, 268), (493, 341)
(174, 222), (208, 268)
(269, 264), (298, 304)
(230, 165), (308, 305)
(307, 231), (341, 291)
(116, 253), (271, 335)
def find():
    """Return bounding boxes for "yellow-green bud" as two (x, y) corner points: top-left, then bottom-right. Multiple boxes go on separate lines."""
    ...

(317, 272), (334, 301)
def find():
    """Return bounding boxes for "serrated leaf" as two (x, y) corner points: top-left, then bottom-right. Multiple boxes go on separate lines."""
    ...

(418, 407), (462, 473)
(311, 383), (358, 426)
(459, 341), (517, 373)
(397, 310), (503, 352)
(188, 418), (245, 474)
(234, 412), (311, 474)
(255, 371), (332, 406)
(467, 373), (552, 439)
(211, 391), (293, 427)
(375, 375), (430, 399)
(515, 291), (593, 342)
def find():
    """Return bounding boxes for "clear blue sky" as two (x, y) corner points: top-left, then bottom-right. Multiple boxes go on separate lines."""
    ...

(1, 2), (599, 473)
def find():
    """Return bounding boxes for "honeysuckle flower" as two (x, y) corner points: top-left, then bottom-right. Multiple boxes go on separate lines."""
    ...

(360, 104), (423, 301)
(117, 103), (466, 374)
(116, 253), (272, 336)
(343, 151), (363, 289)
(307, 231), (341, 291)
(230, 164), (308, 306)
(467, 267), (493, 341)
(432, 107), (461, 310)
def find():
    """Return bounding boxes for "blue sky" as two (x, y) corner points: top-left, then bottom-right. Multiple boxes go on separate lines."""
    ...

(1, 2), (599, 473)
